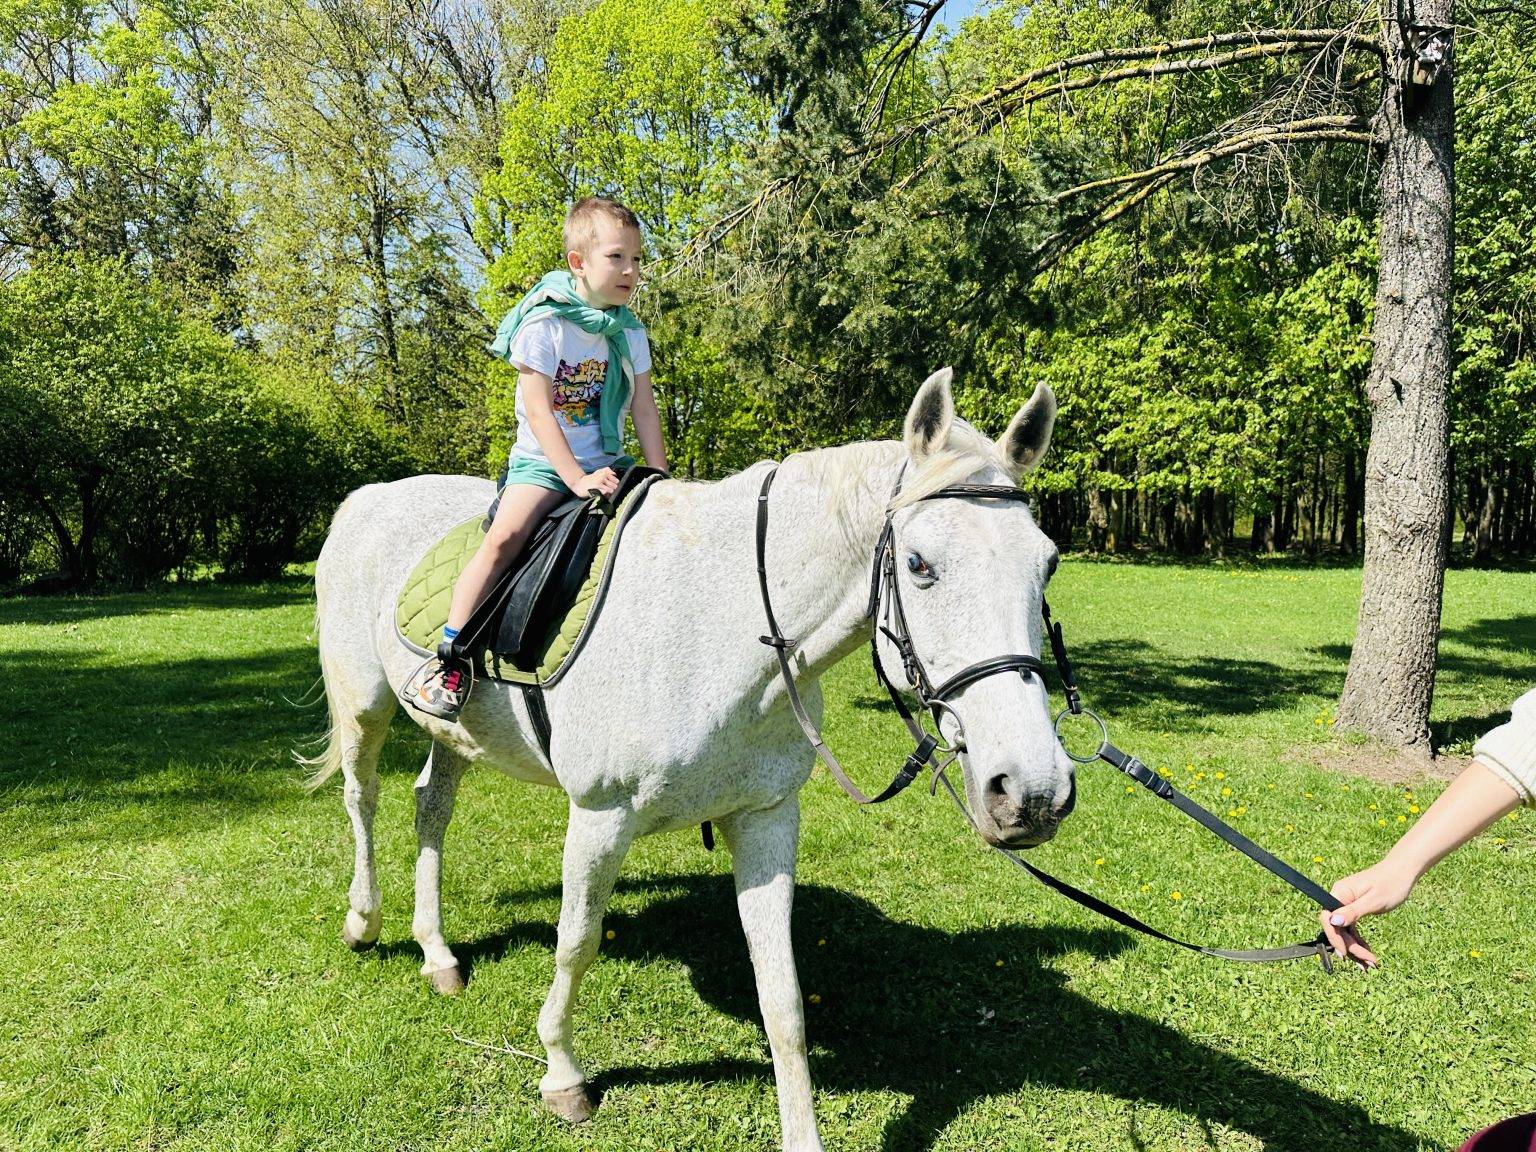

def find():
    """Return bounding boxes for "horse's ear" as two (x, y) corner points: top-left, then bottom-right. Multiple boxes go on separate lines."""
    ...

(905, 367), (955, 461)
(1002, 383), (1057, 478)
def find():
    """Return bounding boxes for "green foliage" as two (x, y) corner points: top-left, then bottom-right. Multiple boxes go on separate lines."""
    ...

(0, 0), (237, 322)
(0, 253), (403, 586)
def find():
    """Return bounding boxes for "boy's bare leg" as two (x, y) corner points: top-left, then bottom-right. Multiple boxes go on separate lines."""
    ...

(445, 483), (570, 636)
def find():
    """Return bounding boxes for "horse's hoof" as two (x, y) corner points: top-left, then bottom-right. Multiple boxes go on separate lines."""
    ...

(341, 925), (377, 952)
(428, 965), (465, 995)
(541, 1083), (596, 1125)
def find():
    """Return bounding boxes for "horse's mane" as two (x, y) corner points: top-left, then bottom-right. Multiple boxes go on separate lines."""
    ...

(888, 419), (1010, 510)
(798, 420), (1012, 554)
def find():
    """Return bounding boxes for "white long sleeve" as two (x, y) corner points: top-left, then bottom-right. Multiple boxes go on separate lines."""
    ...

(1472, 688), (1536, 806)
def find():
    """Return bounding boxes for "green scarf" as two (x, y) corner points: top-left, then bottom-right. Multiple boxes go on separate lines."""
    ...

(488, 269), (642, 456)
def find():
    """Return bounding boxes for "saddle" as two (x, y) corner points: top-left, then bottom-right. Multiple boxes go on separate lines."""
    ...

(470, 462), (665, 672)
(394, 462), (665, 689)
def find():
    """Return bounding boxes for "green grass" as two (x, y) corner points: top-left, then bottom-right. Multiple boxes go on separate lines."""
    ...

(1, 563), (1533, 1151)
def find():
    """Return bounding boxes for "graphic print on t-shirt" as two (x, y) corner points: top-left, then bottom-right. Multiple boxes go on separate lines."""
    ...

(552, 357), (605, 427)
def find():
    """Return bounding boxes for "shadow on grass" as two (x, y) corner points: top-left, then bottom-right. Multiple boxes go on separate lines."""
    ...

(0, 637), (429, 857)
(0, 577), (314, 625)
(450, 877), (1416, 1152)
(1311, 611), (1536, 749)
(853, 638), (1343, 730)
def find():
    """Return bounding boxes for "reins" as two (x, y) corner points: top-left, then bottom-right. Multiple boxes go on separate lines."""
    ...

(756, 461), (1340, 969)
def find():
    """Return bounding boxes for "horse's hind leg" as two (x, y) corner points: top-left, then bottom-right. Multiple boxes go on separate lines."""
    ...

(319, 647), (396, 952)
(537, 801), (637, 1123)
(412, 742), (468, 994)
(338, 715), (392, 949)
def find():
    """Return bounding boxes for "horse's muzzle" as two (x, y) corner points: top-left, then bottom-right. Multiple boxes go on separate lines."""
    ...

(980, 771), (1075, 849)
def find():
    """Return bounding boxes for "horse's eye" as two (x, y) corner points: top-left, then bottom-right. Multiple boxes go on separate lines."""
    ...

(907, 553), (934, 579)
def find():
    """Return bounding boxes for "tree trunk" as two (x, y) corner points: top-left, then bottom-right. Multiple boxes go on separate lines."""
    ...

(1336, 9), (1455, 755)
(1343, 448), (1362, 555)
(1086, 487), (1108, 551)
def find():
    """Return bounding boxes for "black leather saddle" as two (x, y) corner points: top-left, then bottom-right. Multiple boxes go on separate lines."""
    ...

(443, 461), (665, 674)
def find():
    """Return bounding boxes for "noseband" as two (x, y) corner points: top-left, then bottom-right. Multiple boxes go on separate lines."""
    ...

(755, 457), (1342, 969)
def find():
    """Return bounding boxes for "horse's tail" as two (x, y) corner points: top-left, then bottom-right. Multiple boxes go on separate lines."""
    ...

(295, 492), (365, 792)
(290, 657), (345, 792)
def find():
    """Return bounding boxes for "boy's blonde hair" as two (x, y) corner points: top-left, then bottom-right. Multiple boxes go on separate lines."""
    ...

(564, 197), (641, 255)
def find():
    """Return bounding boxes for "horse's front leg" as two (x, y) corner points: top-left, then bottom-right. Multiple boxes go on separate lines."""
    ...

(720, 797), (823, 1152)
(537, 800), (636, 1124)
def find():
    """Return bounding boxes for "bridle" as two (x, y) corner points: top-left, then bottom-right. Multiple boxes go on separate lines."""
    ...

(756, 459), (1342, 968)
(758, 467), (1055, 804)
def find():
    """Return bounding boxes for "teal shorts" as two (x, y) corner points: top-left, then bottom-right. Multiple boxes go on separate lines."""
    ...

(504, 453), (634, 496)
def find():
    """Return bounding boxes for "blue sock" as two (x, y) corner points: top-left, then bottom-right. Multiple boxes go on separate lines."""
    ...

(442, 626), (460, 643)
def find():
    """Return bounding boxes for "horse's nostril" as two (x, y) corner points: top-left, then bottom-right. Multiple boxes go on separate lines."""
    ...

(1056, 775), (1077, 818)
(985, 774), (1011, 801)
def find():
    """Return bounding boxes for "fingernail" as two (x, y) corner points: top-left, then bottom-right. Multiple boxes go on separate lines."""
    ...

(1329, 915), (1344, 926)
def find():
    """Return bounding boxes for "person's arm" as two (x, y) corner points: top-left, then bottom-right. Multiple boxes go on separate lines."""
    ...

(1320, 759), (1522, 967)
(629, 370), (668, 472)
(519, 368), (618, 496)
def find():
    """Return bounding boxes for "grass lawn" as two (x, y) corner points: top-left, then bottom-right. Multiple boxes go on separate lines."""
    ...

(2, 560), (1533, 1151)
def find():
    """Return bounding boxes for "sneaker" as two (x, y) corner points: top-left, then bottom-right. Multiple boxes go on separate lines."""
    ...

(403, 655), (472, 720)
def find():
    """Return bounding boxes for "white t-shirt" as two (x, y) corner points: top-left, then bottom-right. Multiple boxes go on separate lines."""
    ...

(507, 314), (651, 473)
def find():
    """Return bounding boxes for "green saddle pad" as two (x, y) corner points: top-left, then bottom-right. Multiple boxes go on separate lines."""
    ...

(394, 484), (648, 687)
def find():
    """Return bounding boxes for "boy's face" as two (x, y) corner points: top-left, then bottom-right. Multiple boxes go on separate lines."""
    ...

(568, 220), (643, 309)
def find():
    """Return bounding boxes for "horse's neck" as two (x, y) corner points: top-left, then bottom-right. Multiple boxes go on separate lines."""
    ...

(762, 441), (904, 678)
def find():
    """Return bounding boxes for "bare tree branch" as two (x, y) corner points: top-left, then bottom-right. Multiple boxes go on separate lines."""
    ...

(671, 25), (1384, 270)
(882, 33), (1381, 189)
(1048, 115), (1374, 204)
(1028, 117), (1377, 272)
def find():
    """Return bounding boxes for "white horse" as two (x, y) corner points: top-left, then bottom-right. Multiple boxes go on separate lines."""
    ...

(307, 368), (1074, 1152)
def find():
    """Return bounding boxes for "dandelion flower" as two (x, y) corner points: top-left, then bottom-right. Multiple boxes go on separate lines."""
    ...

(1305, 792), (1314, 799)
(996, 960), (1005, 968)
(1409, 805), (1420, 814)
(605, 929), (616, 940)
(1140, 884), (1152, 894)
(1313, 856), (1324, 864)
(1377, 819), (1387, 827)
(1495, 838), (1506, 846)
(1397, 815), (1407, 823)
(809, 993), (822, 1004)
(1126, 785), (1136, 793)
(1368, 803), (1377, 811)
(1095, 857), (1105, 867)
(1221, 787), (1233, 798)
(1214, 771), (1226, 780)
(1170, 891), (1183, 901)
(817, 938), (826, 946)
(1285, 823), (1295, 833)
(1468, 950), (1481, 960)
